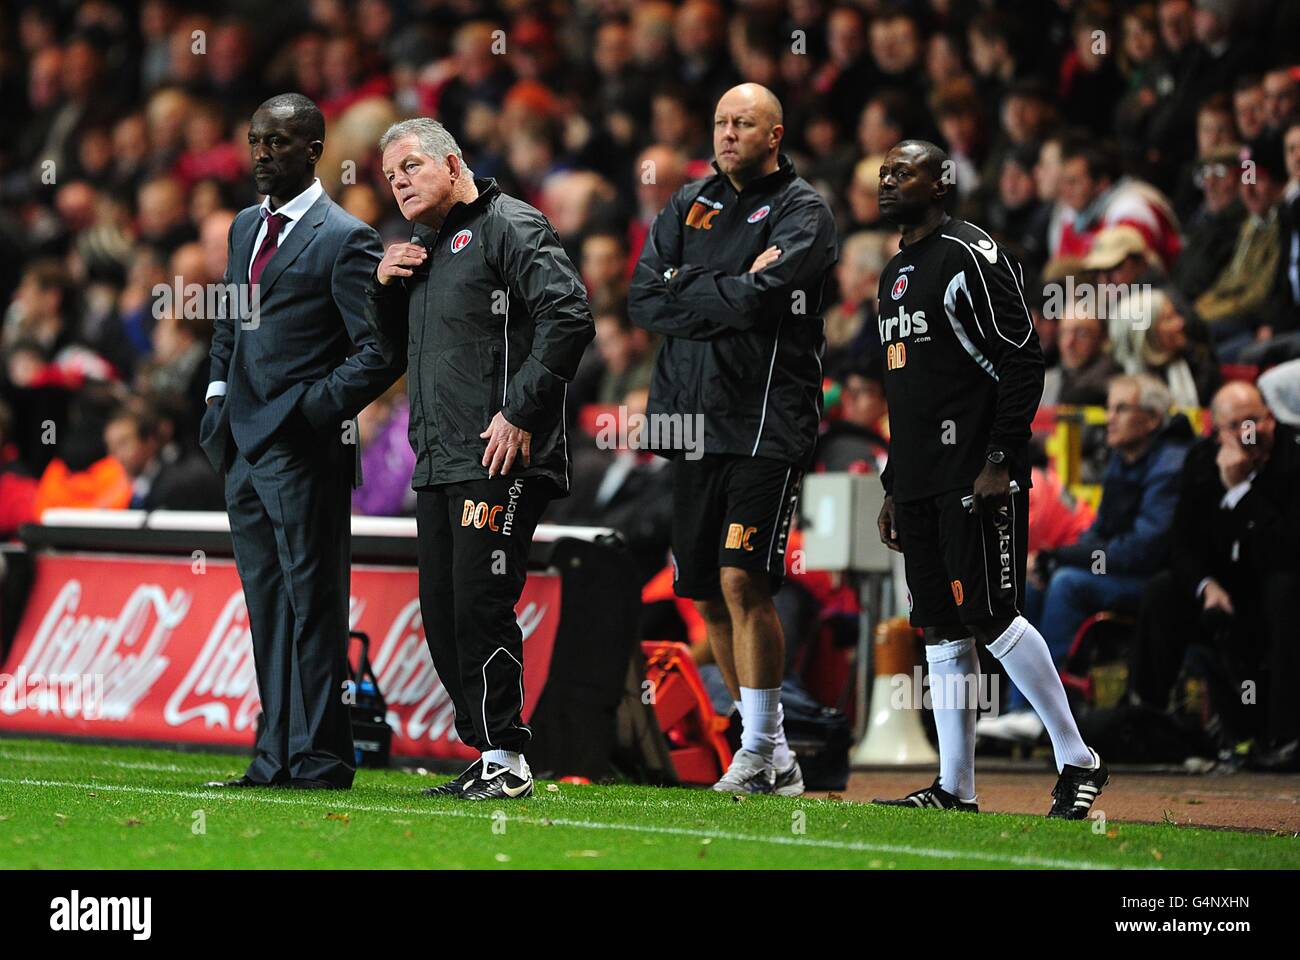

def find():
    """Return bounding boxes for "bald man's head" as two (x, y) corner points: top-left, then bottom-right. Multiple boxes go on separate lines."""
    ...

(1212, 380), (1276, 457)
(713, 83), (784, 185)
(1212, 380), (1263, 416)
(717, 83), (784, 127)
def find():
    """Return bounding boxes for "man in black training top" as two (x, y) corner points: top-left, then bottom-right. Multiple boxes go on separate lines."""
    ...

(872, 140), (1109, 818)
(630, 83), (838, 795)
(368, 118), (593, 801)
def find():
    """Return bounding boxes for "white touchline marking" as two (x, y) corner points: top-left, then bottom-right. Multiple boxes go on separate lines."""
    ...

(0, 750), (192, 773)
(0, 752), (716, 810)
(0, 776), (1135, 870)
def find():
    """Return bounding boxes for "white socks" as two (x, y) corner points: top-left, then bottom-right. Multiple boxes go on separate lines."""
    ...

(737, 687), (784, 764)
(925, 638), (978, 802)
(733, 698), (793, 770)
(772, 702), (792, 769)
(986, 616), (1093, 771)
(481, 749), (524, 776)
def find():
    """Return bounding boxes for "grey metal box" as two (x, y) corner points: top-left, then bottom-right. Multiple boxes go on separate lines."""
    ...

(799, 473), (892, 573)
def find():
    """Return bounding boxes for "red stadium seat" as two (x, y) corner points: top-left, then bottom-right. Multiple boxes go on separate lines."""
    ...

(639, 641), (733, 785)
(1060, 611), (1136, 706)
(1219, 363), (1261, 384)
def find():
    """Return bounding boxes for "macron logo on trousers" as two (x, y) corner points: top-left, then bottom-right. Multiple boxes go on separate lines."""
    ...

(461, 481), (523, 536)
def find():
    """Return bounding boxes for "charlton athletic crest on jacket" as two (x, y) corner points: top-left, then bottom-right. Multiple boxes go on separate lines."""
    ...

(450, 229), (473, 253)
(747, 204), (771, 223)
(891, 274), (908, 299)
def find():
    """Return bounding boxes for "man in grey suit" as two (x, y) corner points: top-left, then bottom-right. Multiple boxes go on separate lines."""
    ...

(200, 94), (401, 790)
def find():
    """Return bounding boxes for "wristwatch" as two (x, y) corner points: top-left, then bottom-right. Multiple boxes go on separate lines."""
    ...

(985, 448), (1006, 465)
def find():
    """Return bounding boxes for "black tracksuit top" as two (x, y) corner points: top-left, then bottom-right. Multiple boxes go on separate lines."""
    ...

(629, 153), (838, 467)
(366, 178), (594, 492)
(877, 217), (1044, 503)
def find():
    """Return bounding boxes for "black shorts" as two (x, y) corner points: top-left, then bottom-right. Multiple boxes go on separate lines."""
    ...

(894, 489), (1029, 629)
(671, 454), (801, 600)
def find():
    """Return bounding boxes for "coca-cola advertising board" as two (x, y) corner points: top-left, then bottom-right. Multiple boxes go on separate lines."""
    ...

(0, 553), (561, 761)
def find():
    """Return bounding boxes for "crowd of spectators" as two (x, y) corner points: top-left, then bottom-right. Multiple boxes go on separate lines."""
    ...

(1, 0), (1299, 762)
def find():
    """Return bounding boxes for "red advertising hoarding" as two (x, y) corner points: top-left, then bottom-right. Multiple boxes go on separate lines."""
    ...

(0, 553), (561, 761)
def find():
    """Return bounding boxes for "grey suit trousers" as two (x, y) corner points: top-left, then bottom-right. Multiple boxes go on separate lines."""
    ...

(222, 409), (355, 787)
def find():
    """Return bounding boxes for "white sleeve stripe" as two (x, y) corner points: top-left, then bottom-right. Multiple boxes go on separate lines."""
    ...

(940, 236), (987, 340)
(943, 272), (998, 380)
(943, 236), (1003, 343)
(1001, 252), (1034, 349)
(942, 235), (1032, 349)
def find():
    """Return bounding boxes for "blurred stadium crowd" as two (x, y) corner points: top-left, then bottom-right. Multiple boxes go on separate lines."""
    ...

(1, 0), (1299, 764)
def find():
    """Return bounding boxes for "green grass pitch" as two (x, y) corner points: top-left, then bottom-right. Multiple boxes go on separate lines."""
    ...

(0, 738), (1296, 869)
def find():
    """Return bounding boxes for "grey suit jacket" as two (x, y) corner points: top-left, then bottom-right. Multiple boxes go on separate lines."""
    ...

(200, 192), (400, 486)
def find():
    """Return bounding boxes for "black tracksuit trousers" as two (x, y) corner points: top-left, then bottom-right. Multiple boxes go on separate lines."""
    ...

(415, 475), (550, 753)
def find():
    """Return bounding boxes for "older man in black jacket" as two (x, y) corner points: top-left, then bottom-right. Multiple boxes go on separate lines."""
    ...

(368, 118), (593, 801)
(1129, 379), (1300, 769)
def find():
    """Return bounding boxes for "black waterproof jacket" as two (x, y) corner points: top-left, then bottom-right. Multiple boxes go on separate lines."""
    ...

(629, 153), (838, 467)
(366, 178), (594, 491)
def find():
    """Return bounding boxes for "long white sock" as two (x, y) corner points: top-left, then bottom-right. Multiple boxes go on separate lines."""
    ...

(925, 638), (978, 802)
(738, 686), (780, 762)
(986, 616), (1093, 771)
(772, 702), (793, 769)
(481, 749), (524, 776)
(735, 698), (793, 769)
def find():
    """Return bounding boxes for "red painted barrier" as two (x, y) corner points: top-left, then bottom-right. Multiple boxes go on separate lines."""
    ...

(0, 553), (561, 762)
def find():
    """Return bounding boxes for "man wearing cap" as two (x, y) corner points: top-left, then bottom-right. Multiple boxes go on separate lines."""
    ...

(1127, 374), (1300, 770)
(1082, 225), (1165, 373)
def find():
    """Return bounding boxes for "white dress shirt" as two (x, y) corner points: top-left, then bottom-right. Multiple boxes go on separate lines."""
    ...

(206, 178), (325, 402)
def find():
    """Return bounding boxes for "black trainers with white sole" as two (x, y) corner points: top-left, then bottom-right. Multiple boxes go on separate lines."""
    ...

(422, 759), (483, 797)
(872, 777), (978, 812)
(1047, 748), (1109, 819)
(460, 760), (534, 801)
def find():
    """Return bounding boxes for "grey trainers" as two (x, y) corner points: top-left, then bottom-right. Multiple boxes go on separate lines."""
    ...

(773, 757), (805, 797)
(712, 749), (776, 794)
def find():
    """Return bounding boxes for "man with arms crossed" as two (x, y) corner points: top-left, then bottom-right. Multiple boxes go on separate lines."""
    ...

(630, 84), (837, 794)
(872, 140), (1108, 817)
